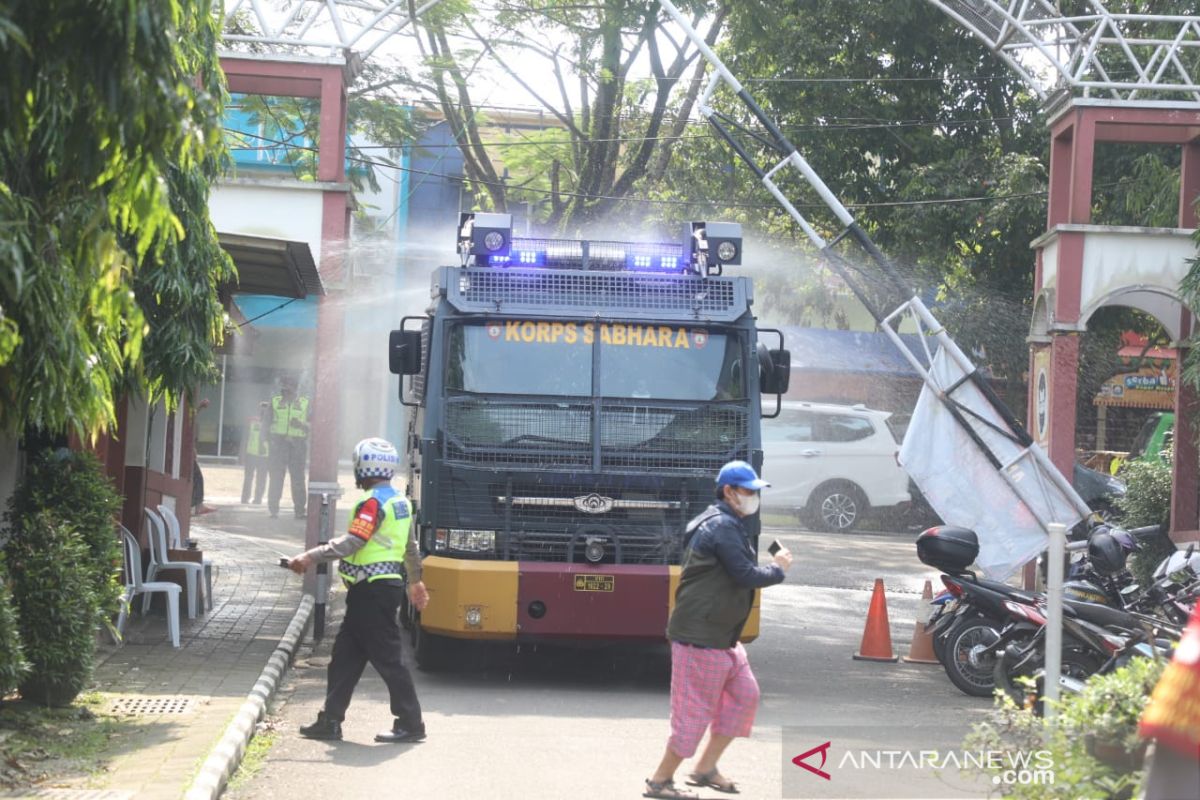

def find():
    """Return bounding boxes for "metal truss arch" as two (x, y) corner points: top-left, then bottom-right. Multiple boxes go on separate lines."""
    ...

(925, 0), (1200, 104)
(221, 0), (441, 63)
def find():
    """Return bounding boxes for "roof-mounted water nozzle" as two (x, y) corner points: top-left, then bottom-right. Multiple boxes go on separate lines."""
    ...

(685, 221), (741, 276)
(458, 212), (513, 266)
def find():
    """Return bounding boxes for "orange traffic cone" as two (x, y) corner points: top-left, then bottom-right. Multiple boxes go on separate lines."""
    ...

(902, 580), (940, 665)
(853, 578), (899, 662)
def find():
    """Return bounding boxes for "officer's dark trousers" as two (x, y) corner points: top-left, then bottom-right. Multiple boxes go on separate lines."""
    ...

(267, 435), (307, 516)
(241, 455), (268, 504)
(323, 581), (423, 730)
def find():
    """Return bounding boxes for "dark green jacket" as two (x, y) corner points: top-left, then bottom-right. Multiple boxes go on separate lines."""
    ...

(666, 501), (785, 649)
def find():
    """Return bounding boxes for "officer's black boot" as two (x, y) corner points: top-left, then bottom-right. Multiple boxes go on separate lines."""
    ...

(374, 719), (426, 744)
(299, 711), (342, 741)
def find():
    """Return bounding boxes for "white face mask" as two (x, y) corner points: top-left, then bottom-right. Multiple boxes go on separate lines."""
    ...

(731, 492), (760, 517)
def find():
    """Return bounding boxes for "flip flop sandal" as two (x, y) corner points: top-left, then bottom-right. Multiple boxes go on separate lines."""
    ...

(686, 769), (740, 794)
(643, 778), (698, 799)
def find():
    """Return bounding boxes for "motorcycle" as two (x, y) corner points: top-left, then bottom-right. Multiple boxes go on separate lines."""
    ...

(916, 523), (1183, 698)
(991, 535), (1197, 710)
(917, 526), (1048, 697)
(993, 603), (1183, 711)
(935, 573), (1045, 696)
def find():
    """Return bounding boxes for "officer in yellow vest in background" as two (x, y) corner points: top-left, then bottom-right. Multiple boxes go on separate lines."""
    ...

(287, 437), (430, 743)
(241, 401), (270, 505)
(267, 374), (310, 519)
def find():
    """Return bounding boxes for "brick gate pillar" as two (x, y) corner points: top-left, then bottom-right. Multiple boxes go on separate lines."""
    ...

(303, 69), (351, 593)
(1171, 309), (1200, 538)
(219, 57), (352, 592)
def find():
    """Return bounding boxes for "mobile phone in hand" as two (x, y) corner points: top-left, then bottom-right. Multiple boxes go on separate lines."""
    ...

(767, 539), (783, 556)
(278, 557), (290, 568)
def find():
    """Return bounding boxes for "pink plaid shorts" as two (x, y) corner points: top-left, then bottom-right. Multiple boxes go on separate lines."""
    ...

(667, 640), (761, 758)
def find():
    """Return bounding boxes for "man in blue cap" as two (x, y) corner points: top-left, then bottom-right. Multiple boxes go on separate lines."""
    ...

(643, 460), (793, 799)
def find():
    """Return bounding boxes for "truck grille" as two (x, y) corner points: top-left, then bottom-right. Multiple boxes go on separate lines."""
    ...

(431, 473), (711, 565)
(509, 528), (674, 564)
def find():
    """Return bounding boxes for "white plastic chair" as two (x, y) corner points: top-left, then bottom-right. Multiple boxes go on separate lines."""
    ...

(157, 504), (214, 612)
(115, 526), (181, 648)
(143, 508), (201, 619)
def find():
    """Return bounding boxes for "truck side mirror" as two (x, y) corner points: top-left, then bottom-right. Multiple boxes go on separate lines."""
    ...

(759, 347), (791, 394)
(389, 330), (422, 376)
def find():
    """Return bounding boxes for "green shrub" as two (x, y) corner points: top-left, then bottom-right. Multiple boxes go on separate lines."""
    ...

(0, 563), (27, 697)
(6, 449), (122, 620)
(967, 656), (1165, 799)
(1115, 454), (1174, 586)
(4, 511), (99, 707)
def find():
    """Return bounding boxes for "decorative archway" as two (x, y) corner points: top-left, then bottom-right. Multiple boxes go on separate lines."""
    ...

(918, 2), (1200, 545)
(1028, 102), (1200, 540)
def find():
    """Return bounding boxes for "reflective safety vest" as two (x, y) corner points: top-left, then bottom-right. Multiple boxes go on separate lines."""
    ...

(245, 418), (268, 457)
(270, 395), (309, 438)
(338, 487), (411, 585)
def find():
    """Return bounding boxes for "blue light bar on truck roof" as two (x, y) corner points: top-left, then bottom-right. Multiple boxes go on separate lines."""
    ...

(457, 212), (741, 275)
(485, 237), (687, 272)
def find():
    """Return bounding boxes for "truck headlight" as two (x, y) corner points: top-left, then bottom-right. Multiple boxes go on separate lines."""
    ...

(437, 528), (496, 553)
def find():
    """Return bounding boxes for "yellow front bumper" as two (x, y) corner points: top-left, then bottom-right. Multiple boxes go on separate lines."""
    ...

(419, 556), (519, 640)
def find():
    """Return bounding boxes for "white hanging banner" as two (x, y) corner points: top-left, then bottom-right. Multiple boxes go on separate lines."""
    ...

(900, 348), (1083, 579)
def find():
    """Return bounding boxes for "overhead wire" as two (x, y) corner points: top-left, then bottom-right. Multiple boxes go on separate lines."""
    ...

(225, 128), (1162, 213)
(224, 107), (1024, 153)
(229, 91), (1028, 136)
(234, 297), (299, 329)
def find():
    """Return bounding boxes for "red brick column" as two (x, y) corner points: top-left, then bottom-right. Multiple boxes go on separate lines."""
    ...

(1171, 317), (1199, 538)
(220, 58), (352, 592)
(302, 68), (350, 593)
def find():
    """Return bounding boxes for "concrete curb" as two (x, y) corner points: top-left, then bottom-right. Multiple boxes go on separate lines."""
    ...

(184, 593), (315, 800)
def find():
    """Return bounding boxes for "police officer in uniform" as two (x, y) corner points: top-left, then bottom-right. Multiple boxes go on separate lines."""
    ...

(287, 437), (429, 743)
(241, 401), (270, 504)
(267, 375), (310, 519)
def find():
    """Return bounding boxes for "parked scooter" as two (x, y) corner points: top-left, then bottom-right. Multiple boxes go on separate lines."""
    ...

(992, 598), (1181, 704)
(992, 537), (1197, 709)
(917, 526), (1045, 697)
(915, 522), (1181, 698)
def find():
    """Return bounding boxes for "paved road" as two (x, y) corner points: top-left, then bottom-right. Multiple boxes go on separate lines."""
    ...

(231, 528), (996, 800)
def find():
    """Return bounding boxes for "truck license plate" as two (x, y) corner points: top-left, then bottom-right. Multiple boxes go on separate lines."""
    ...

(573, 574), (614, 592)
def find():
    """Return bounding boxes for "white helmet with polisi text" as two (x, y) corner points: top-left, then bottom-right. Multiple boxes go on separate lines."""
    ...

(353, 437), (399, 481)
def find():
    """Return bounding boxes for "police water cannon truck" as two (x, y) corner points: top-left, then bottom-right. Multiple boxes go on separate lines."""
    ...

(388, 212), (790, 669)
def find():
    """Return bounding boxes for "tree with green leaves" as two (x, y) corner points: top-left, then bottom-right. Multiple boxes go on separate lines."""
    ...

(403, 0), (724, 232)
(0, 1), (232, 438)
(626, 0), (1047, 405)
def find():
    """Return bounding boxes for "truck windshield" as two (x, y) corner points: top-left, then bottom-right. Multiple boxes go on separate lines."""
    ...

(445, 321), (744, 401)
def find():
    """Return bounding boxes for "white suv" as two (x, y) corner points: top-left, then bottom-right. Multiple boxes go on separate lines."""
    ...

(760, 401), (911, 532)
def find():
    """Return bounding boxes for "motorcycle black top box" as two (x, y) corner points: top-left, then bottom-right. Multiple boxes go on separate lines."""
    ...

(917, 526), (979, 573)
